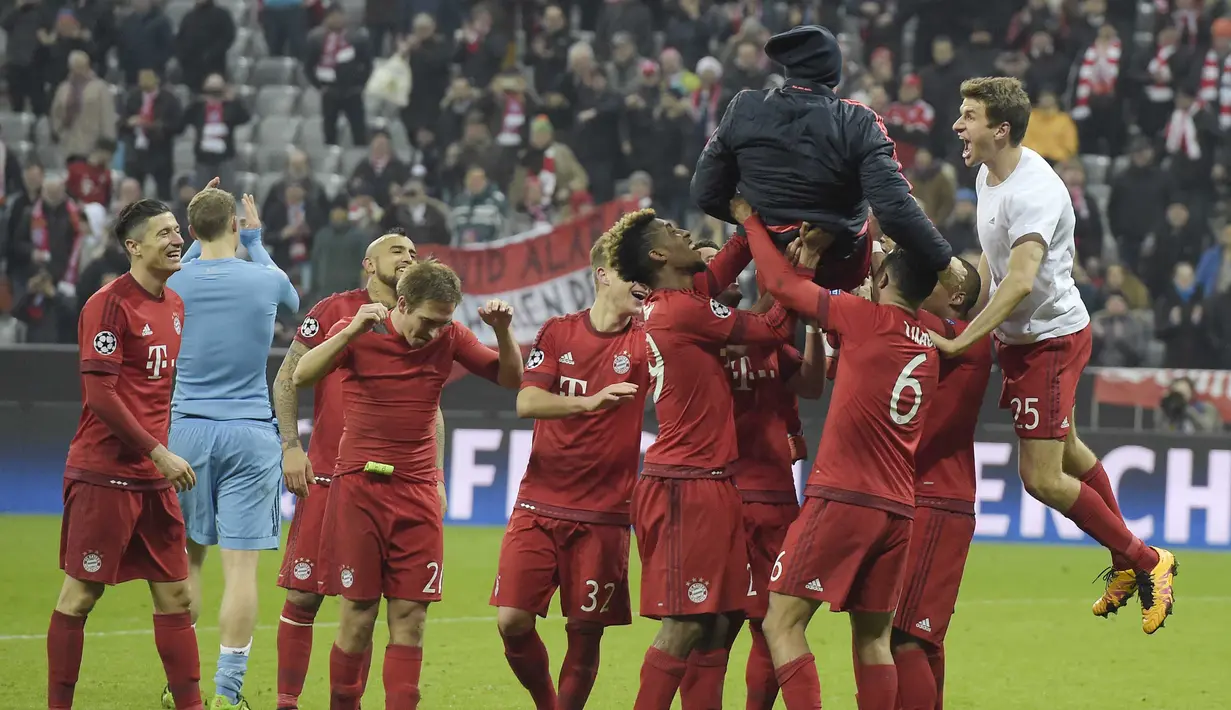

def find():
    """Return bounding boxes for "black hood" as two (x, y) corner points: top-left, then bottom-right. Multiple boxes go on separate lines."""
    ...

(764, 25), (842, 88)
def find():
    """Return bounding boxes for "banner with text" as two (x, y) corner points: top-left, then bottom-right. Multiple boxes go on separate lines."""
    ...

(1092, 367), (1231, 420)
(424, 201), (631, 345)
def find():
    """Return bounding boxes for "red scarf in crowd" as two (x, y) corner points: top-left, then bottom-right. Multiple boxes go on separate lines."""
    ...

(1071, 39), (1120, 120)
(31, 198), (85, 286)
(320, 31), (349, 68)
(497, 94), (525, 147)
(1146, 43), (1176, 103)
(536, 147), (556, 207)
(1165, 103), (1202, 160)
(134, 90), (157, 150)
(1197, 50), (1231, 129)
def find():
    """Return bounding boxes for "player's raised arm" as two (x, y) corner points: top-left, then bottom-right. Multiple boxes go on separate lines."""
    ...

(932, 239), (1043, 357)
(734, 198), (832, 328)
(690, 90), (747, 224)
(692, 226), (751, 298)
(457, 299), (523, 388)
(293, 304), (387, 386)
(785, 328), (827, 399)
(238, 192), (300, 311)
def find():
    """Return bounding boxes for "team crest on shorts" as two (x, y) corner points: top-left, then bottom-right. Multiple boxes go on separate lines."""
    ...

(612, 351), (631, 374)
(81, 551), (103, 574)
(686, 578), (710, 604)
(340, 566), (355, 589)
(709, 299), (731, 319)
(292, 559), (313, 581)
(92, 331), (118, 356)
(526, 348), (545, 370)
(299, 317), (320, 338)
(172, 313), (182, 335)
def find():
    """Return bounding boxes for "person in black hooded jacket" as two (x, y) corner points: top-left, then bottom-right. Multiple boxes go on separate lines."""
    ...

(691, 24), (958, 291)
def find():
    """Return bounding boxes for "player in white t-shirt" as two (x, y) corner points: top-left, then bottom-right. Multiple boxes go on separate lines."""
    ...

(928, 77), (1176, 635)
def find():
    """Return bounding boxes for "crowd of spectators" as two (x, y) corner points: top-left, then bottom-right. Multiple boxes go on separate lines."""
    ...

(0, 0), (1230, 382)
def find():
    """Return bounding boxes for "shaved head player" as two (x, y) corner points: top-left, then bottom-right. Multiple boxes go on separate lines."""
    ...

(48, 199), (204, 710)
(271, 231), (447, 710)
(605, 210), (794, 710)
(490, 234), (649, 710)
(939, 76), (1176, 633)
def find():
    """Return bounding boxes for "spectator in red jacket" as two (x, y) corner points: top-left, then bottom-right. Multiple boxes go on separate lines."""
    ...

(65, 138), (113, 206)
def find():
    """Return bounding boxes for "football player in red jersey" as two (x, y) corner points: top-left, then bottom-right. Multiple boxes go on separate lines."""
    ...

(293, 259), (522, 710)
(272, 231), (439, 710)
(891, 257), (990, 710)
(48, 199), (205, 710)
(490, 235), (648, 710)
(604, 209), (796, 710)
(735, 195), (941, 710)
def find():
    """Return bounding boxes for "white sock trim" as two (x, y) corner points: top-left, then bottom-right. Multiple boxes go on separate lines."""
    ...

(279, 615), (314, 627)
(220, 638), (253, 656)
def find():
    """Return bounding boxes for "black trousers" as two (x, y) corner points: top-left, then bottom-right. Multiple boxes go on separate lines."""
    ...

(7, 63), (46, 116)
(322, 90), (368, 147)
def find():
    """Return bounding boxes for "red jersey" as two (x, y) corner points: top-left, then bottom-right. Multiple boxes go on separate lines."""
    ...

(328, 318), (501, 484)
(724, 343), (803, 502)
(66, 161), (113, 206)
(67, 274), (183, 488)
(518, 310), (649, 524)
(294, 289), (370, 478)
(914, 311), (993, 509)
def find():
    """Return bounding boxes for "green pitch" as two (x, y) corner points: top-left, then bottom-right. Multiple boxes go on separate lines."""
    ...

(1, 516), (1227, 709)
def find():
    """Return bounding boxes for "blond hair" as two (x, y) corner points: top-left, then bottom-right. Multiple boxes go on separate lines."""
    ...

(396, 258), (462, 309)
(187, 187), (236, 242)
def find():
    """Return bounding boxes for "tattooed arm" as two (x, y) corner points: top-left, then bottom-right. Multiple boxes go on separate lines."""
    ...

(276, 341), (313, 497)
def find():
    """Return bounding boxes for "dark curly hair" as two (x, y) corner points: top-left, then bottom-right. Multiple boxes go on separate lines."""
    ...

(602, 209), (661, 286)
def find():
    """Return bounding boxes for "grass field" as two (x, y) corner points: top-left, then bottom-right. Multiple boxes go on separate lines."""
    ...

(0, 516), (1227, 709)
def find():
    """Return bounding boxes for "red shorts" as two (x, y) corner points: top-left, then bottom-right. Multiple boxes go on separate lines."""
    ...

(996, 325), (1092, 440)
(489, 509), (632, 626)
(893, 505), (976, 645)
(633, 476), (749, 619)
(59, 479), (188, 585)
(768, 497), (912, 614)
(326, 474), (444, 603)
(742, 501), (799, 619)
(277, 480), (334, 595)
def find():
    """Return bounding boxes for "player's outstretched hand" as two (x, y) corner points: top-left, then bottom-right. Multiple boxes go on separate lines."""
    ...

(238, 193), (262, 232)
(282, 446), (313, 498)
(478, 299), (514, 330)
(151, 445), (197, 492)
(938, 257), (967, 294)
(345, 303), (389, 336)
(928, 329), (966, 359)
(584, 382), (639, 412)
(729, 195), (753, 223)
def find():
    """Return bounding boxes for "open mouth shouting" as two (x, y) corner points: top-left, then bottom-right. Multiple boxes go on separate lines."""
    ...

(630, 284), (650, 301)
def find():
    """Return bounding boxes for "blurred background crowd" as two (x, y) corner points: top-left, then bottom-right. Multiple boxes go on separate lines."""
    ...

(1, 0), (1230, 383)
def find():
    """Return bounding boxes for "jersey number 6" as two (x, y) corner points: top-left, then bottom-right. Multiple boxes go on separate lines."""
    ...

(890, 353), (928, 425)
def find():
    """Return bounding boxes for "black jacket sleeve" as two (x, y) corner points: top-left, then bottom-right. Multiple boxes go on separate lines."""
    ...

(691, 90), (747, 224)
(851, 105), (952, 271)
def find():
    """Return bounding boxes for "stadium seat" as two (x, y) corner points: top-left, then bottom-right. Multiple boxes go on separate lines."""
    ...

(1080, 154), (1110, 186)
(341, 147), (368, 175)
(257, 171), (283, 205)
(1111, 154), (1131, 178)
(1086, 183), (1111, 211)
(38, 144), (63, 169)
(13, 140), (35, 165)
(255, 85), (300, 117)
(299, 87), (322, 116)
(307, 144), (343, 173)
(235, 85), (257, 113)
(370, 117), (410, 154)
(235, 142), (258, 172)
(174, 140), (197, 170)
(258, 116), (301, 144)
(257, 144), (293, 173)
(33, 116), (53, 147)
(165, 58), (184, 86)
(169, 84), (192, 108)
(234, 122), (255, 145)
(0, 111), (33, 142)
(317, 172), (347, 199)
(165, 0), (194, 26)
(230, 28), (253, 62)
(235, 171), (260, 197)
(230, 56), (252, 86)
(249, 57), (298, 88)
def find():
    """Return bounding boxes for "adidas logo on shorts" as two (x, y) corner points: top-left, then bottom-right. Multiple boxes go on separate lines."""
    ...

(915, 618), (932, 632)
(805, 578), (824, 592)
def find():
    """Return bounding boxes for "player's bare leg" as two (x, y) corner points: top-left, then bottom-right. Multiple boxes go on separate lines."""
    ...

(761, 592), (822, 710)
(890, 630), (938, 710)
(150, 580), (204, 710)
(383, 598), (428, 709)
(186, 542), (208, 624)
(633, 614), (713, 710)
(559, 620), (605, 710)
(276, 589), (324, 710)
(850, 611), (896, 710)
(679, 612), (736, 710)
(497, 607), (558, 710)
(1056, 415), (1140, 615)
(331, 598), (379, 710)
(47, 577), (105, 709)
(1018, 438), (1177, 632)
(211, 548), (261, 707)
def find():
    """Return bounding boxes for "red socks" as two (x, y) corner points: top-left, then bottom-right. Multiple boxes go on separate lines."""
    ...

(634, 647), (688, 710)
(1079, 463), (1134, 570)
(745, 622), (778, 710)
(774, 653), (821, 710)
(1065, 483), (1159, 572)
(893, 646), (936, 710)
(47, 611), (86, 709)
(502, 629), (558, 710)
(152, 612), (203, 710)
(276, 600), (317, 708)
(558, 622), (603, 710)
(329, 643), (365, 710)
(855, 664), (897, 710)
(360, 644), (374, 693)
(680, 648), (729, 710)
(383, 644), (422, 709)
